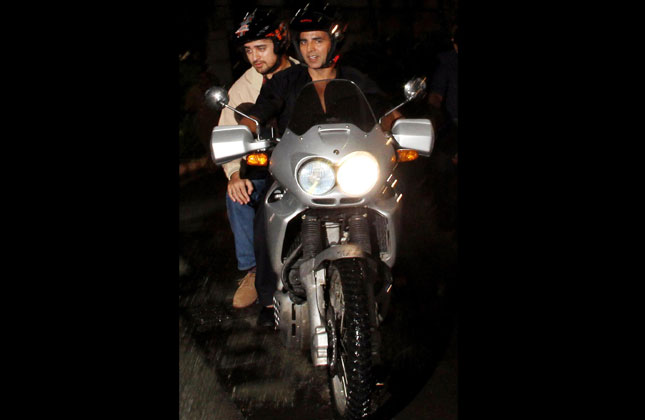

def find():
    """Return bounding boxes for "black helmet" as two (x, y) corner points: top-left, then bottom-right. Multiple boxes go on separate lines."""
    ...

(289, 2), (346, 68)
(233, 9), (289, 56)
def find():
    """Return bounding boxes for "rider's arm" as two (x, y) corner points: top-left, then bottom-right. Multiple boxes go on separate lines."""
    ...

(244, 75), (286, 135)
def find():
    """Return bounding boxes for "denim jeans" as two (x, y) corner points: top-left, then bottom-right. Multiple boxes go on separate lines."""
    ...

(253, 200), (278, 307)
(225, 178), (267, 271)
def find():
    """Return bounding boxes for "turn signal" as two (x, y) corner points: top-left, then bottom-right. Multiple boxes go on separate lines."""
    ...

(246, 153), (268, 166)
(397, 149), (419, 162)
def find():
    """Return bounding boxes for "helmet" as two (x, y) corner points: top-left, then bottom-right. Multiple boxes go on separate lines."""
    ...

(233, 9), (289, 56)
(289, 2), (347, 68)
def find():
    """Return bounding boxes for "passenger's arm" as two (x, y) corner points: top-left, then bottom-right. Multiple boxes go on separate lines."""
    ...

(227, 170), (254, 204)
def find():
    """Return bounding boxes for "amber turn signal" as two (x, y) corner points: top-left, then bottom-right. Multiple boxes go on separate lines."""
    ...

(246, 153), (268, 166)
(396, 149), (419, 162)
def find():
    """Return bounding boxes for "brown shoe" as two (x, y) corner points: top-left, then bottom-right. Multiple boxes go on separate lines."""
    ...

(232, 271), (258, 308)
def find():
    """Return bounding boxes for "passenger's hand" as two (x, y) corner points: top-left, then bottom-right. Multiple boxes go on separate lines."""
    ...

(227, 172), (254, 204)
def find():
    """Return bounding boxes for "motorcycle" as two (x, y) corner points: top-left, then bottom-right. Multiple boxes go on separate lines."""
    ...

(205, 77), (434, 419)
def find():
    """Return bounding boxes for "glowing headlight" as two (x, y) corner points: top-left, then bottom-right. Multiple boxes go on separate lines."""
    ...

(297, 158), (336, 195)
(337, 152), (379, 196)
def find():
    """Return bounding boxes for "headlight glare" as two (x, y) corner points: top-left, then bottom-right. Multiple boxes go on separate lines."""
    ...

(337, 152), (379, 196)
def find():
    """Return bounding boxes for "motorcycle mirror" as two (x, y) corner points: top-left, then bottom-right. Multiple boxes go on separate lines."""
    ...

(204, 87), (230, 111)
(204, 86), (262, 140)
(403, 77), (427, 102)
(379, 76), (427, 125)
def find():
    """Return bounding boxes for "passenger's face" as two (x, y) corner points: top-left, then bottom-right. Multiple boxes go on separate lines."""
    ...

(298, 31), (332, 69)
(243, 39), (278, 74)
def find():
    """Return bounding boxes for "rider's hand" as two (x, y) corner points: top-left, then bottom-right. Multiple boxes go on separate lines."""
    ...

(380, 109), (403, 132)
(227, 171), (254, 204)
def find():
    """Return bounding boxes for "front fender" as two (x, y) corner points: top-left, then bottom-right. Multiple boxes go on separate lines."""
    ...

(299, 244), (368, 277)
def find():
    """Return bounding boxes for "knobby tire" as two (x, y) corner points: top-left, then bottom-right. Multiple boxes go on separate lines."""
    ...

(328, 258), (373, 419)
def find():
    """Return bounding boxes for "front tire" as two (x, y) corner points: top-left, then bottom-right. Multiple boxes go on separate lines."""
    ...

(327, 258), (373, 419)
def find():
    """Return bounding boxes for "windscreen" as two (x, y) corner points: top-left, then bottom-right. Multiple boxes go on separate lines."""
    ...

(287, 79), (378, 136)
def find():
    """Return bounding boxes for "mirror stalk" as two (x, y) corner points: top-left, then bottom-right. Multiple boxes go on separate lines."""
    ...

(379, 101), (408, 125)
(205, 86), (263, 141)
(221, 104), (261, 140)
(378, 76), (427, 125)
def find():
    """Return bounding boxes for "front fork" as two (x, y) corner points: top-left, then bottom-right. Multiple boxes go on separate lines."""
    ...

(298, 244), (367, 366)
(274, 209), (394, 365)
(298, 211), (377, 366)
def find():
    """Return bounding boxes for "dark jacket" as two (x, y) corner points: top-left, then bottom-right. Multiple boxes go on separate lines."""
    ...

(249, 64), (391, 136)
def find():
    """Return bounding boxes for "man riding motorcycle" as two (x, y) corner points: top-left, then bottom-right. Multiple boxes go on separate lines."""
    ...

(235, 2), (403, 327)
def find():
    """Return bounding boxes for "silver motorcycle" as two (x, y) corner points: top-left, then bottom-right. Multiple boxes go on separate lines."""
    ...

(206, 78), (434, 419)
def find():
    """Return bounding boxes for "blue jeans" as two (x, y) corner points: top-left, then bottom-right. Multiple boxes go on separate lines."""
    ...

(225, 178), (267, 271)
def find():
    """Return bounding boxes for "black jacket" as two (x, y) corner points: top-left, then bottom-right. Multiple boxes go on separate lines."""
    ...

(249, 64), (391, 136)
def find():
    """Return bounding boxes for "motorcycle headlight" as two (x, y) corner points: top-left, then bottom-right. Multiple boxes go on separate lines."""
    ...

(337, 152), (379, 196)
(297, 158), (336, 195)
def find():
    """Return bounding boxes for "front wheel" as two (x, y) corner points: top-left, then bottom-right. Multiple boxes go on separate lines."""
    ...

(327, 258), (373, 419)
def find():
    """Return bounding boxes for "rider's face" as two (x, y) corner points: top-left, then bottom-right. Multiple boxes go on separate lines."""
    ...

(243, 39), (278, 75)
(298, 31), (332, 69)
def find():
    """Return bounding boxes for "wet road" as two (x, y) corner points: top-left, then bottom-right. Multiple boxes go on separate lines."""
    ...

(179, 157), (457, 420)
